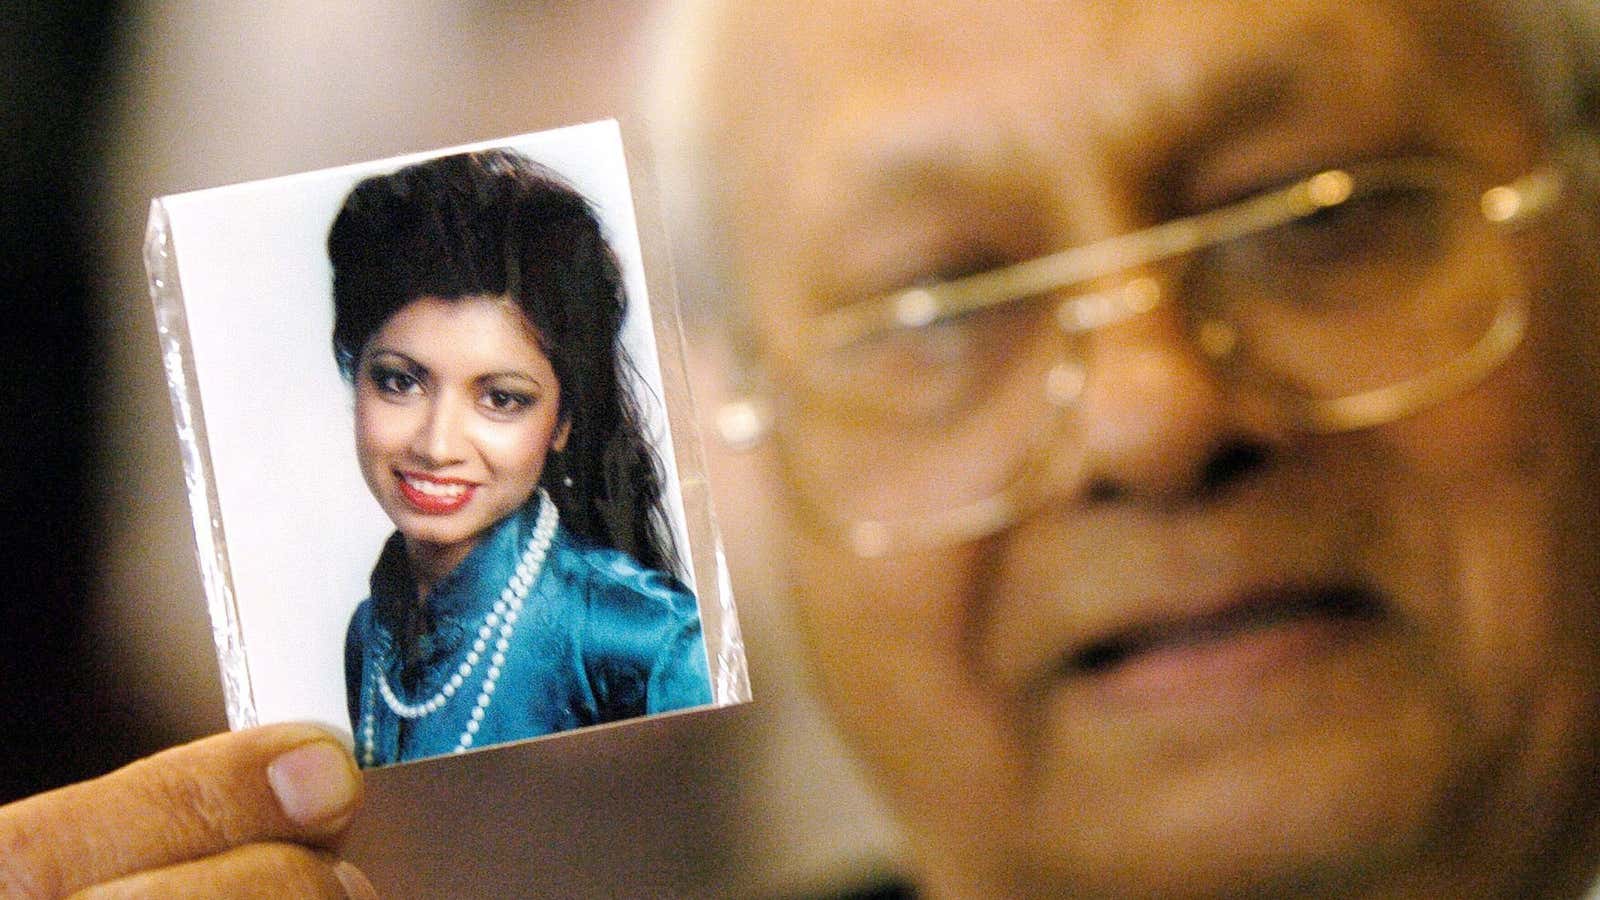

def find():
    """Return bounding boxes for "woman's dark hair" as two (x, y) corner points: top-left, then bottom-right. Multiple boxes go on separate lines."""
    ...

(328, 149), (679, 576)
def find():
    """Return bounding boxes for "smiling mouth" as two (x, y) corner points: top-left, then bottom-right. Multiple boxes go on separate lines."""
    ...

(1064, 583), (1386, 679)
(397, 472), (477, 514)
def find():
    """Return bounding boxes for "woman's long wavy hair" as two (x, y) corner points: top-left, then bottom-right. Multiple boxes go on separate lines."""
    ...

(328, 149), (679, 577)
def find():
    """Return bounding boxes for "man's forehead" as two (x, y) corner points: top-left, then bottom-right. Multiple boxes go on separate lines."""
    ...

(708, 0), (1517, 156)
(705, 0), (1503, 89)
(703, 0), (1531, 250)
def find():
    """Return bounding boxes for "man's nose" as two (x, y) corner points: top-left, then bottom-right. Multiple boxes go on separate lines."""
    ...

(1068, 290), (1276, 503)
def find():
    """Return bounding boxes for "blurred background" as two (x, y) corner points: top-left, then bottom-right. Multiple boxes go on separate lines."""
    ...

(2, 2), (899, 895)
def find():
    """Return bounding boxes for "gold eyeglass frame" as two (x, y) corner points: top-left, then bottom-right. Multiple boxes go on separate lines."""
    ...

(718, 152), (1571, 558)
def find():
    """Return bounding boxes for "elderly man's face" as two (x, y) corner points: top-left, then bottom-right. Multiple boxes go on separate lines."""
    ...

(704, 0), (1600, 895)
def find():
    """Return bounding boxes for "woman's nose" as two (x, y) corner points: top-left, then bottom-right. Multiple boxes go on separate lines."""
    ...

(1068, 300), (1277, 503)
(412, 394), (468, 466)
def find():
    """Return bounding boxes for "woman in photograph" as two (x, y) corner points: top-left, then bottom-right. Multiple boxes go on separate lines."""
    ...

(330, 149), (712, 767)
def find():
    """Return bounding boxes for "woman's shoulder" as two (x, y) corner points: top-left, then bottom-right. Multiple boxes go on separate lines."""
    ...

(346, 596), (377, 633)
(548, 526), (698, 619)
(546, 527), (712, 713)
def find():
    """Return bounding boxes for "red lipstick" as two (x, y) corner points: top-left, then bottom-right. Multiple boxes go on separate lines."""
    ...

(396, 471), (477, 515)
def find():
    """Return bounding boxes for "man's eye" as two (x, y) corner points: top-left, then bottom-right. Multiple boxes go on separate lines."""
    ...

(815, 295), (1047, 426)
(1273, 184), (1443, 267)
(1221, 181), (1447, 279)
(1195, 177), (1451, 317)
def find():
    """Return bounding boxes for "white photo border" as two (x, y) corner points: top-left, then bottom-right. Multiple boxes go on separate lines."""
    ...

(146, 121), (749, 745)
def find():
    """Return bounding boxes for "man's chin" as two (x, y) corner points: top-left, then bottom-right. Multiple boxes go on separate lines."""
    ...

(1004, 621), (1478, 890)
(1017, 673), (1467, 898)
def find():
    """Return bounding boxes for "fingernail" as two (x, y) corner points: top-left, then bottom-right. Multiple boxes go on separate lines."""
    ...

(267, 741), (360, 828)
(334, 860), (380, 900)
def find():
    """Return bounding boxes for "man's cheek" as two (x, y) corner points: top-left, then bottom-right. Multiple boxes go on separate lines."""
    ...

(788, 535), (989, 722)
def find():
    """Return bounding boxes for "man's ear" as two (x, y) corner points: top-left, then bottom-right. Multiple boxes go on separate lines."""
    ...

(552, 417), (572, 452)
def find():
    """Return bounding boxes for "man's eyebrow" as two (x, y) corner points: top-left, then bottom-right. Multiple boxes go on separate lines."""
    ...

(837, 56), (1306, 200)
(1135, 55), (1311, 205)
(848, 127), (1032, 203)
(1173, 58), (1299, 162)
(801, 22), (1375, 256)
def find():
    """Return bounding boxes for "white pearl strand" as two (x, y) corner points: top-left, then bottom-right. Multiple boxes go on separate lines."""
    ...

(361, 490), (558, 766)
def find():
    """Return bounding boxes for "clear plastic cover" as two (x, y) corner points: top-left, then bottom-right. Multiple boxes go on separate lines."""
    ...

(144, 121), (748, 753)
(146, 199), (259, 729)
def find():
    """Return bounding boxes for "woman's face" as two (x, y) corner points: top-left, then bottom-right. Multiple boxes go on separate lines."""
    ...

(355, 295), (568, 579)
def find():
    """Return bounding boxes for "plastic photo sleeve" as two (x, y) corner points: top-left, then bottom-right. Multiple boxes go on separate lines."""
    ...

(144, 121), (749, 769)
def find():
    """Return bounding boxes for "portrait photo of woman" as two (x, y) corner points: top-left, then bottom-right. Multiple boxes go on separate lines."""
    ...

(328, 150), (713, 767)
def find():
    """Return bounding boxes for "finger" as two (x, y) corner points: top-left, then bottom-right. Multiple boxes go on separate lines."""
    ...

(68, 843), (377, 900)
(0, 724), (362, 898)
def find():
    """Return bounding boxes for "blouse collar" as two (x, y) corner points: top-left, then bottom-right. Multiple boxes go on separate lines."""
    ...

(368, 498), (544, 667)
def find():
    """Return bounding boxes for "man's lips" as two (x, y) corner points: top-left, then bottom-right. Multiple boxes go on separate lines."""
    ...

(396, 471), (478, 514)
(1065, 583), (1385, 676)
(1049, 583), (1387, 703)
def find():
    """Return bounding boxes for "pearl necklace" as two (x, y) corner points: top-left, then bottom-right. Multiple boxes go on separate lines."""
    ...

(361, 490), (559, 766)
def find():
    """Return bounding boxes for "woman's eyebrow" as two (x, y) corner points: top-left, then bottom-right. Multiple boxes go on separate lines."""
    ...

(363, 349), (429, 375)
(477, 369), (545, 386)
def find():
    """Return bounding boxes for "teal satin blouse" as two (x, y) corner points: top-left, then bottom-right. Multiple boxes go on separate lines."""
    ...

(345, 497), (712, 767)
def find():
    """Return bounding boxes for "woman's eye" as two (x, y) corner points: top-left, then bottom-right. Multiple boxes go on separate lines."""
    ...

(369, 366), (420, 396)
(483, 388), (534, 414)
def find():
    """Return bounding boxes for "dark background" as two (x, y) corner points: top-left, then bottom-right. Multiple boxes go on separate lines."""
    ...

(1, 1), (139, 803)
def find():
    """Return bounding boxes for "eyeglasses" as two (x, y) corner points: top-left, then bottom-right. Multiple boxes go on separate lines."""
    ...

(719, 151), (1570, 557)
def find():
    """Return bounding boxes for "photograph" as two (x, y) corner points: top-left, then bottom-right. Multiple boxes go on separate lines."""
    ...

(147, 121), (745, 768)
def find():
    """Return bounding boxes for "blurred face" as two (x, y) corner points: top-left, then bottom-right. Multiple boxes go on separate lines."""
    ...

(355, 296), (568, 583)
(704, 0), (1600, 896)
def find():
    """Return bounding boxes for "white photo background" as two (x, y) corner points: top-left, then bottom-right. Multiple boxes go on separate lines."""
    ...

(153, 121), (700, 737)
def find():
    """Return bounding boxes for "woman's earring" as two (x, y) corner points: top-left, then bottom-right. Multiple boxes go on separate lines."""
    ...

(550, 449), (575, 489)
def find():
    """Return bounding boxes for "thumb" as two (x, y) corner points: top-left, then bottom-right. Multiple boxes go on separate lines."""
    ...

(0, 723), (362, 898)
